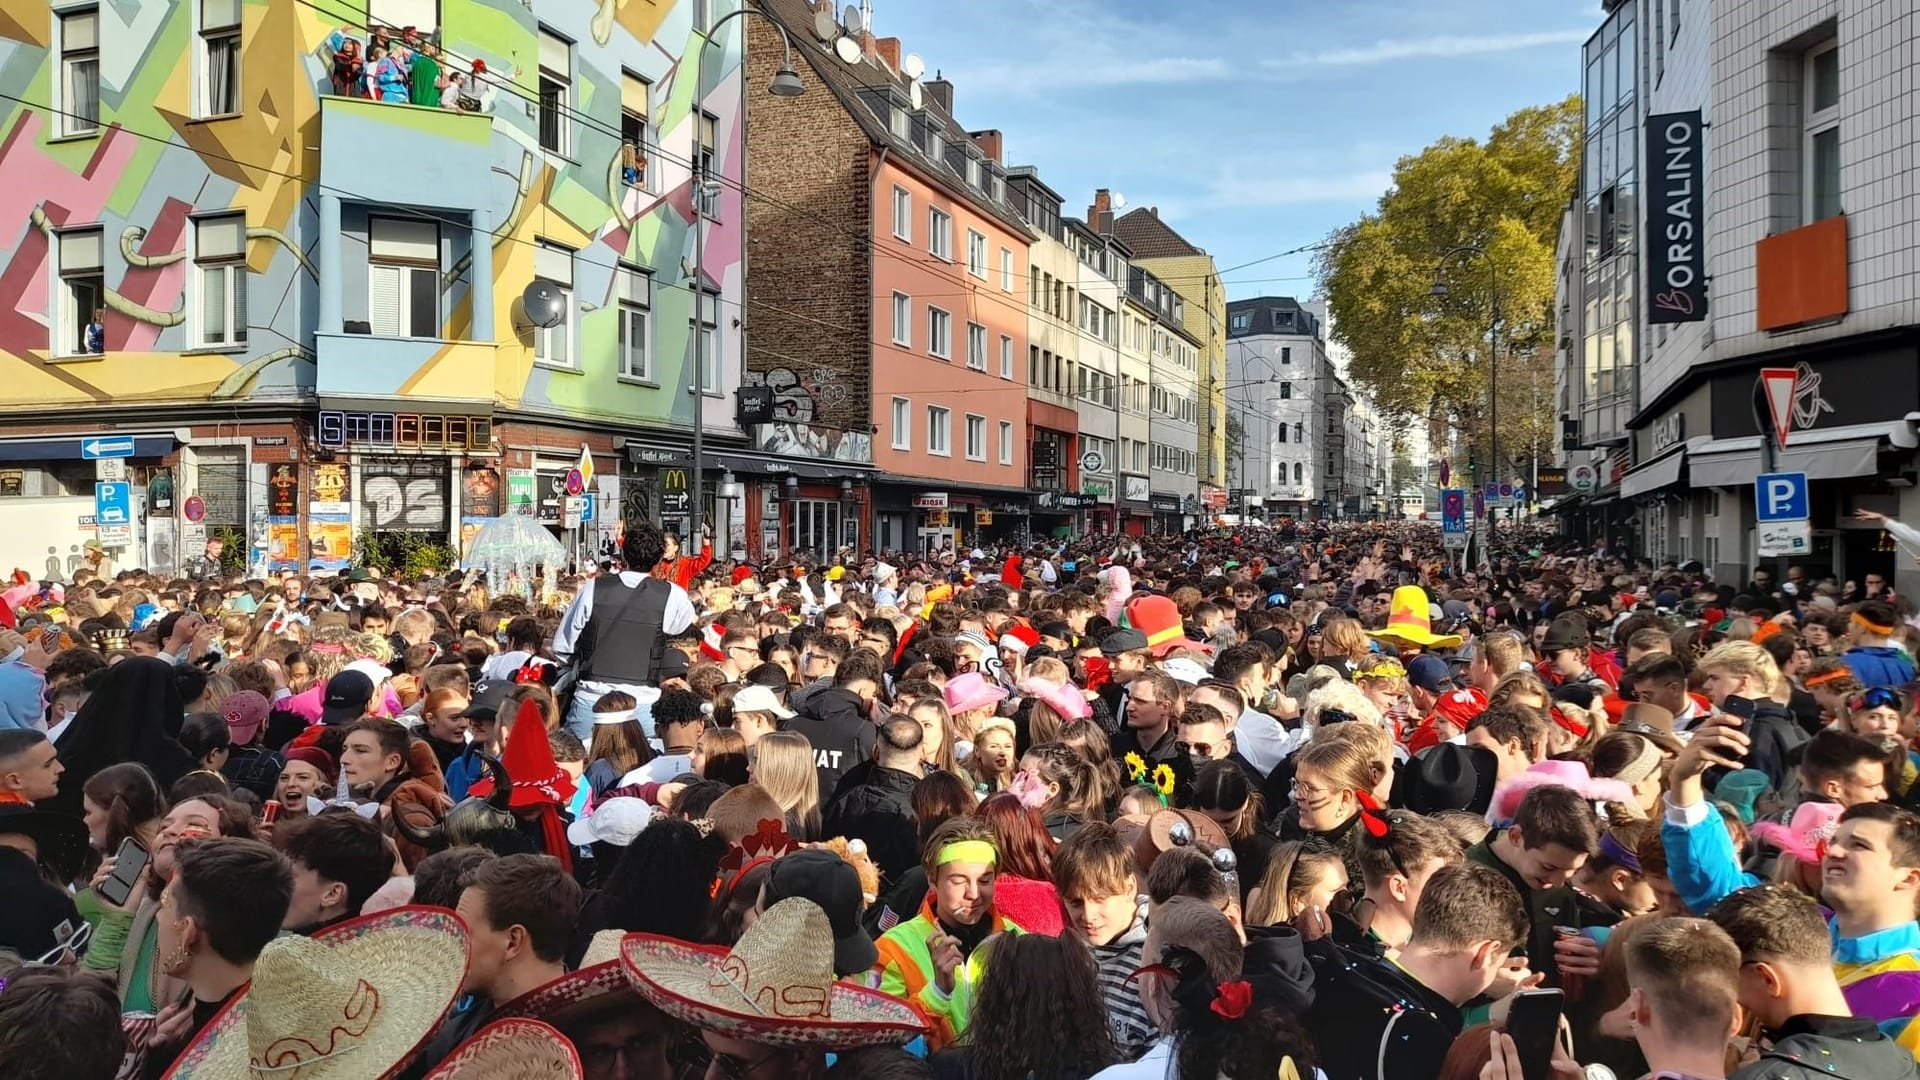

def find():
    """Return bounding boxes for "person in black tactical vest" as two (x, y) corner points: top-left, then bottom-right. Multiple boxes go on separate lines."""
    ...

(552, 521), (697, 742)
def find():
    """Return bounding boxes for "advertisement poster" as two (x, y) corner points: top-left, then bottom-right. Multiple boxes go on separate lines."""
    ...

(461, 464), (504, 560)
(506, 470), (536, 516)
(306, 463), (353, 573)
(268, 519), (300, 571)
(268, 464), (300, 518)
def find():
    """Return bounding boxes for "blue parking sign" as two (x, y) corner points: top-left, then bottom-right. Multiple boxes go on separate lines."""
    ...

(1754, 473), (1808, 523)
(95, 481), (132, 526)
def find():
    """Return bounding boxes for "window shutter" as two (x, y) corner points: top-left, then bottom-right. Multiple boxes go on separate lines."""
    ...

(539, 30), (570, 77)
(621, 74), (649, 119)
(63, 10), (98, 49)
(60, 229), (103, 272)
(535, 243), (573, 286)
(370, 217), (439, 262)
(369, 264), (402, 336)
(201, 0), (240, 29)
(195, 214), (246, 261)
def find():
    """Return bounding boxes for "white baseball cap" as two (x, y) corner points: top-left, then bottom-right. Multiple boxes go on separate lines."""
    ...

(567, 797), (654, 848)
(731, 684), (796, 719)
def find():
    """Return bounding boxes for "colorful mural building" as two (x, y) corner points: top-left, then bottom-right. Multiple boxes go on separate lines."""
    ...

(0, 0), (758, 571)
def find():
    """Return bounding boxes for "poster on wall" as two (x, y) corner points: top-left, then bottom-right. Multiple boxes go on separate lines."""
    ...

(268, 519), (301, 571)
(306, 462), (353, 573)
(269, 464), (300, 518)
(460, 464), (504, 559)
(360, 458), (449, 532)
(507, 470), (536, 516)
(595, 476), (620, 560)
(146, 516), (177, 579)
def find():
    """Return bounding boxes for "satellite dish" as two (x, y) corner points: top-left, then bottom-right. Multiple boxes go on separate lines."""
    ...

(841, 4), (863, 34)
(521, 281), (565, 328)
(812, 7), (837, 42)
(902, 53), (925, 79)
(1112, 192), (1129, 210)
(909, 81), (924, 110)
(834, 36), (862, 63)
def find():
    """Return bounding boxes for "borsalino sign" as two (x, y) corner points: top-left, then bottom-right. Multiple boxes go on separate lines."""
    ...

(1646, 110), (1708, 324)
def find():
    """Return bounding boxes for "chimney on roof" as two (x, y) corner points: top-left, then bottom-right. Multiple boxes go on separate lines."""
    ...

(875, 36), (901, 74)
(924, 72), (953, 113)
(970, 129), (1002, 164)
(1090, 189), (1112, 234)
(1150, 207), (1159, 218)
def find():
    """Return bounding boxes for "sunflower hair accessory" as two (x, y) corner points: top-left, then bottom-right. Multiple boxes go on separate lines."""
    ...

(1124, 751), (1147, 782)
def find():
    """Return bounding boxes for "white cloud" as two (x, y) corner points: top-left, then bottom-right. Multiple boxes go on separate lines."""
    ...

(967, 54), (1232, 92)
(1263, 29), (1591, 69)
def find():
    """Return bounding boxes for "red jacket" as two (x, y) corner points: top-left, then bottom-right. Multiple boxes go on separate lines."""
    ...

(652, 544), (712, 590)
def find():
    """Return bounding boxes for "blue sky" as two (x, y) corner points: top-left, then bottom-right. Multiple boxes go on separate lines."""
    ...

(872, 0), (1602, 301)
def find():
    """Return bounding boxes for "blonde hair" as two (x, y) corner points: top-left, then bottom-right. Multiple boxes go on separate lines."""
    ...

(1246, 840), (1348, 926)
(751, 730), (822, 840)
(1699, 640), (1784, 696)
(1314, 716), (1394, 768)
(1304, 679), (1382, 729)
(1295, 730), (1388, 798)
(1490, 670), (1552, 709)
(1320, 618), (1370, 662)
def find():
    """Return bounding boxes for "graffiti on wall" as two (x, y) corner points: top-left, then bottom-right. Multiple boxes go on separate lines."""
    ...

(743, 366), (873, 463)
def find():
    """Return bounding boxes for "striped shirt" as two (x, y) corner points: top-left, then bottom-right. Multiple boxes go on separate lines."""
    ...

(1091, 913), (1155, 1062)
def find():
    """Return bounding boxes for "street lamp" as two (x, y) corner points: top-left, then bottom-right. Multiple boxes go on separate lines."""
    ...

(1430, 244), (1502, 554)
(687, 6), (805, 543)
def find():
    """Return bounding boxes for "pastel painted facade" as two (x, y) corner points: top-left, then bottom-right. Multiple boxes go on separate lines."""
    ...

(0, 0), (746, 570)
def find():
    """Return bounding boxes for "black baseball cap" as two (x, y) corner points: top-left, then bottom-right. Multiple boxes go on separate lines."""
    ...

(764, 849), (876, 977)
(320, 670), (376, 726)
(459, 680), (510, 720)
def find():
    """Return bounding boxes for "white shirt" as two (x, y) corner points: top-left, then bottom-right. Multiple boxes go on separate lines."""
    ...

(1233, 708), (1292, 776)
(481, 649), (536, 681)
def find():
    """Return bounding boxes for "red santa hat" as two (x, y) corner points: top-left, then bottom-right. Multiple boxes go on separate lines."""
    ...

(700, 621), (725, 662)
(1001, 555), (1024, 591)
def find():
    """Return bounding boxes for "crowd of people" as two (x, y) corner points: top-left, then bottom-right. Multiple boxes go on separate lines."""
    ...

(2, 513), (1919, 1080)
(324, 21), (493, 113)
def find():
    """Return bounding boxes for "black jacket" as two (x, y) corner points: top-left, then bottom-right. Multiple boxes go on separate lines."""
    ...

(821, 763), (921, 886)
(1304, 937), (1463, 1080)
(792, 687), (879, 802)
(1733, 1015), (1920, 1080)
(0, 847), (80, 961)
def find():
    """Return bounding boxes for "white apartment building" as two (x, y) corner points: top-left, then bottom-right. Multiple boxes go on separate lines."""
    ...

(1583, 0), (1920, 590)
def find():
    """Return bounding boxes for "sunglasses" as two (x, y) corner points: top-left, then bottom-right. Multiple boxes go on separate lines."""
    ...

(710, 1047), (783, 1079)
(1177, 741), (1221, 757)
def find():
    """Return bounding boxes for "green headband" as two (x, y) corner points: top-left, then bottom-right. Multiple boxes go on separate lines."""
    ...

(937, 840), (998, 867)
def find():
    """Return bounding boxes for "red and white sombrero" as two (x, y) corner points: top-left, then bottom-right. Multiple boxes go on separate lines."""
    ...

(491, 931), (630, 1023)
(423, 1018), (580, 1079)
(620, 898), (923, 1050)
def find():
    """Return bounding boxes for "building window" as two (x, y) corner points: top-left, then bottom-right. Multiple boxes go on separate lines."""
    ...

(1294, 422), (1303, 441)
(928, 208), (952, 261)
(55, 226), (104, 356)
(998, 335), (1012, 379)
(1804, 39), (1840, 222)
(927, 406), (951, 456)
(891, 397), (911, 450)
(1279, 382), (1292, 399)
(965, 414), (986, 461)
(1229, 312), (1250, 332)
(58, 8), (100, 136)
(532, 240), (574, 368)
(966, 322), (986, 371)
(367, 216), (440, 339)
(892, 186), (911, 241)
(927, 307), (951, 359)
(1000, 249), (1013, 292)
(966, 229), (987, 278)
(620, 72), (652, 189)
(1281, 346), (1291, 364)
(617, 263), (651, 379)
(891, 291), (912, 346)
(198, 0), (241, 117)
(1277, 425), (1287, 444)
(194, 213), (247, 347)
(696, 112), (719, 218)
(1294, 462), (1303, 484)
(537, 28), (572, 156)
(998, 421), (1013, 465)
(692, 288), (719, 392)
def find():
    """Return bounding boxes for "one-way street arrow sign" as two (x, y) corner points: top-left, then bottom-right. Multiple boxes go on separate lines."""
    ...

(82, 436), (136, 460)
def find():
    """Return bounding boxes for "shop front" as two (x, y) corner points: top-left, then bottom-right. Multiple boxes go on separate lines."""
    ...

(1150, 494), (1183, 534)
(1120, 474), (1152, 536)
(1079, 477), (1116, 536)
(1034, 490), (1099, 538)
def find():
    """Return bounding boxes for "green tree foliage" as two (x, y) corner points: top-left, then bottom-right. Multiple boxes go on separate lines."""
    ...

(1318, 96), (1581, 478)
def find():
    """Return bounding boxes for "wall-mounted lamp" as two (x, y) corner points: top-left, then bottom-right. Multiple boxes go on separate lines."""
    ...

(717, 471), (742, 501)
(840, 478), (854, 498)
(784, 475), (799, 494)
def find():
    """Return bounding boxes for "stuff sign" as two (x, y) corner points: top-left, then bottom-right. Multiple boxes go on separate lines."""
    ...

(1646, 111), (1708, 324)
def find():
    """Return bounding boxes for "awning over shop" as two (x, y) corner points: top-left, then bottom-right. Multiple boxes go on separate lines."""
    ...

(0, 433), (179, 461)
(1688, 423), (1886, 488)
(1620, 450), (1687, 499)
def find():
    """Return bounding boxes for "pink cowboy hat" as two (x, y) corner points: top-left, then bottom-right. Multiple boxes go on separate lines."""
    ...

(943, 671), (1008, 715)
(1487, 760), (1636, 826)
(1021, 677), (1091, 721)
(1751, 802), (1844, 865)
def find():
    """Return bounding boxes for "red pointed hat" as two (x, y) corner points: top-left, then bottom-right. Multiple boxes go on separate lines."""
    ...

(469, 699), (577, 809)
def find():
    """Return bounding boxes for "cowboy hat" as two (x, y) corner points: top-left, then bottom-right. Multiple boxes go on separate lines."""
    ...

(422, 1018), (581, 1079)
(1751, 801), (1843, 865)
(165, 906), (470, 1080)
(1616, 703), (1686, 755)
(1366, 586), (1463, 650)
(942, 672), (1007, 715)
(621, 898), (924, 1050)
(1487, 761), (1636, 827)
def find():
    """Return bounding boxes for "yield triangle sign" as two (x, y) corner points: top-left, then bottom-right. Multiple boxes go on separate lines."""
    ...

(1760, 367), (1799, 448)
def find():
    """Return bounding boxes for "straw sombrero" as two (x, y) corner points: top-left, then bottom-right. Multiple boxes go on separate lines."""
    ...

(492, 931), (629, 1023)
(621, 898), (923, 1050)
(422, 1019), (581, 1079)
(164, 907), (470, 1080)
(1367, 586), (1463, 650)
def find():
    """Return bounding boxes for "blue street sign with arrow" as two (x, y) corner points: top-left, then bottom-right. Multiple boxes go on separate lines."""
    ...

(82, 436), (136, 460)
